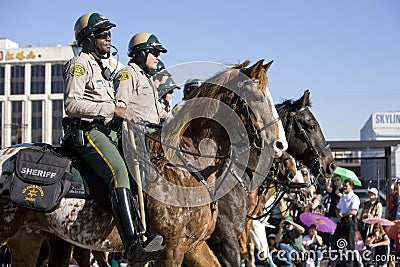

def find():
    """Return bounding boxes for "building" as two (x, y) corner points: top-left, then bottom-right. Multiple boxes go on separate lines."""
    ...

(0, 39), (120, 147)
(360, 111), (400, 183)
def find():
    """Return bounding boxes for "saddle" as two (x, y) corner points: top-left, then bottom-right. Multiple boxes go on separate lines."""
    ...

(9, 143), (111, 212)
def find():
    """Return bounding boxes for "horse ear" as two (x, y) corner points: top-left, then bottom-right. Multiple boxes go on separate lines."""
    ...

(263, 60), (273, 72)
(228, 60), (251, 69)
(300, 90), (311, 108)
(244, 59), (264, 78)
(241, 60), (250, 68)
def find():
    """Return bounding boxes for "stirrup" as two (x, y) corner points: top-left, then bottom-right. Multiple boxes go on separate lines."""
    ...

(127, 234), (164, 266)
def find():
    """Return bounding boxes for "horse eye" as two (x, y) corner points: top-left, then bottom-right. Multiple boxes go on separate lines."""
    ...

(308, 125), (316, 131)
(252, 95), (263, 102)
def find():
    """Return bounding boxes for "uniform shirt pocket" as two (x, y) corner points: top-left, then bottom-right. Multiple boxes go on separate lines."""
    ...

(86, 79), (108, 100)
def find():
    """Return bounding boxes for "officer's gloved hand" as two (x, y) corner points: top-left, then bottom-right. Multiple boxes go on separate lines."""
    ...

(125, 108), (138, 123)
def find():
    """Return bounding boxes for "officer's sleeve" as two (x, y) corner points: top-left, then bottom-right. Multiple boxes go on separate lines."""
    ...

(114, 70), (134, 108)
(63, 58), (114, 118)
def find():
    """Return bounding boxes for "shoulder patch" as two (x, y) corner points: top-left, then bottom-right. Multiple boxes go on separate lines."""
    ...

(69, 64), (86, 76)
(117, 71), (132, 81)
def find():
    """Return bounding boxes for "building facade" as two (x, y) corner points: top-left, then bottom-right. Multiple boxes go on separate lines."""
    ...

(360, 112), (400, 182)
(0, 39), (120, 148)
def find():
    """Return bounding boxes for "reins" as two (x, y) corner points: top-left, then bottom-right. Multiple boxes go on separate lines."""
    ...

(285, 106), (329, 182)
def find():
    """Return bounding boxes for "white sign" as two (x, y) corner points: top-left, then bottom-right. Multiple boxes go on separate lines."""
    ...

(373, 112), (400, 128)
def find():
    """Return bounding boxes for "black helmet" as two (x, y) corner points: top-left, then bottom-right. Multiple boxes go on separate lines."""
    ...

(150, 61), (171, 77)
(74, 13), (116, 46)
(183, 78), (203, 99)
(128, 32), (167, 57)
(158, 76), (180, 98)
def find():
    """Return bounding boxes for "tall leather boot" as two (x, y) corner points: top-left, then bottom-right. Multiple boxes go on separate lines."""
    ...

(111, 187), (163, 266)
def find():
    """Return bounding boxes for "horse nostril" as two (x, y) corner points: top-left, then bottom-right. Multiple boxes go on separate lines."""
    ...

(274, 140), (286, 151)
(329, 162), (337, 174)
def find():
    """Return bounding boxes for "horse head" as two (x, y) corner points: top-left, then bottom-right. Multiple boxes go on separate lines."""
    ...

(192, 59), (287, 159)
(276, 90), (336, 181)
(284, 163), (315, 208)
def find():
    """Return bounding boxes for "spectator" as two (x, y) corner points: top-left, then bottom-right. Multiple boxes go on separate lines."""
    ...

(387, 181), (399, 220)
(305, 195), (326, 216)
(302, 224), (323, 267)
(358, 187), (382, 240)
(355, 230), (365, 252)
(330, 179), (360, 267)
(354, 230), (365, 267)
(365, 223), (390, 267)
(267, 234), (279, 267)
(324, 175), (343, 223)
(275, 216), (305, 267)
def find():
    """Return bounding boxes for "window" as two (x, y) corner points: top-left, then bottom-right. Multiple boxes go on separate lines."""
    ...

(11, 101), (23, 144)
(31, 65), (45, 94)
(52, 100), (63, 145)
(11, 65), (25, 95)
(51, 64), (64, 94)
(0, 66), (4, 95)
(31, 100), (43, 143)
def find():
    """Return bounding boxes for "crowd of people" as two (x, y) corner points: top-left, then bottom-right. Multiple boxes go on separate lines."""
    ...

(251, 176), (400, 267)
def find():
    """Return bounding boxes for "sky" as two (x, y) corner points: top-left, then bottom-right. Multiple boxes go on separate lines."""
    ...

(1, 0), (399, 141)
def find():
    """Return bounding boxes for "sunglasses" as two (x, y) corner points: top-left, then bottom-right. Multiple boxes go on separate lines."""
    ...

(149, 50), (160, 57)
(95, 31), (111, 39)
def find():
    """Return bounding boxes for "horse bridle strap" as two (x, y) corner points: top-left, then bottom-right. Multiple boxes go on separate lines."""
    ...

(132, 121), (230, 160)
(285, 106), (328, 181)
(175, 150), (217, 206)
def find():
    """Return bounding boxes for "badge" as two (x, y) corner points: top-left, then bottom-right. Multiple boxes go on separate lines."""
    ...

(117, 71), (132, 81)
(69, 64), (86, 76)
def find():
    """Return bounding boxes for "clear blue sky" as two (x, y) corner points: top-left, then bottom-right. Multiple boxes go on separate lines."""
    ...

(1, 0), (399, 141)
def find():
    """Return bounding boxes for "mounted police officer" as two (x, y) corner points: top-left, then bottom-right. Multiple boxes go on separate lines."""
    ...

(62, 13), (163, 266)
(183, 78), (203, 100)
(114, 32), (169, 124)
(157, 75), (180, 113)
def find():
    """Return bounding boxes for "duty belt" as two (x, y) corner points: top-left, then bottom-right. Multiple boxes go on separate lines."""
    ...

(62, 116), (105, 132)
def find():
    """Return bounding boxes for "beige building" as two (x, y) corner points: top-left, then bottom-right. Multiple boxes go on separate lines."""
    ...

(0, 39), (121, 147)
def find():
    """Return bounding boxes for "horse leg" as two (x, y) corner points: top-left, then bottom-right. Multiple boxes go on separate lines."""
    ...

(7, 230), (45, 267)
(36, 238), (50, 267)
(72, 246), (91, 267)
(46, 233), (73, 267)
(92, 250), (110, 267)
(154, 241), (186, 267)
(247, 238), (256, 267)
(184, 241), (221, 267)
(207, 184), (247, 267)
(238, 220), (252, 264)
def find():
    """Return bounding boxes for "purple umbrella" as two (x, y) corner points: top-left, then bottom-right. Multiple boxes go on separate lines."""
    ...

(300, 212), (337, 233)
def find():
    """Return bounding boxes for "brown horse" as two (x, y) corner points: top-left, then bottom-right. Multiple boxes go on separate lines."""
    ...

(0, 60), (287, 267)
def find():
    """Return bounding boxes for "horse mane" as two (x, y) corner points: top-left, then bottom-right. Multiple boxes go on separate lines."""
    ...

(163, 60), (268, 160)
(275, 97), (312, 114)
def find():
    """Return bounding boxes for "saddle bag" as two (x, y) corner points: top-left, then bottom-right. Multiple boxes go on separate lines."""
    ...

(10, 145), (73, 212)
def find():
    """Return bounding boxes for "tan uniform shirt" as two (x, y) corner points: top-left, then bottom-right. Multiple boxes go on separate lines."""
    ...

(63, 52), (116, 124)
(114, 62), (168, 124)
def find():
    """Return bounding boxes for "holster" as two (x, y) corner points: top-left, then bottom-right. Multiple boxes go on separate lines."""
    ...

(62, 116), (107, 146)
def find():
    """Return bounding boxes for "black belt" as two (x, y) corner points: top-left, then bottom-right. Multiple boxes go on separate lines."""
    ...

(62, 117), (105, 131)
(340, 215), (356, 223)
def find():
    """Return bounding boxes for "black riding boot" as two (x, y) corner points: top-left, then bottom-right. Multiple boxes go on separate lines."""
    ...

(111, 187), (163, 266)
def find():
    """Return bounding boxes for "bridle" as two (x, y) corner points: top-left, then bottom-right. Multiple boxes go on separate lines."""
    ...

(284, 106), (330, 183)
(124, 77), (282, 206)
